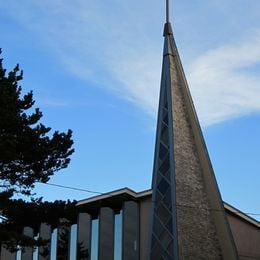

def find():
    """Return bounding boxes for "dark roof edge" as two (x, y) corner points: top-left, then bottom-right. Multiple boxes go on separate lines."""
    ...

(224, 201), (260, 228)
(76, 188), (259, 227)
(76, 187), (152, 206)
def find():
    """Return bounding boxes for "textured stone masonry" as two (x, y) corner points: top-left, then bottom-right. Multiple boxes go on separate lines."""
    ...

(170, 56), (223, 259)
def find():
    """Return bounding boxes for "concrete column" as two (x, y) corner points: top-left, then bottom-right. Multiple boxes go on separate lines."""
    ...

(21, 226), (34, 260)
(57, 219), (70, 260)
(98, 207), (114, 260)
(122, 201), (139, 260)
(0, 245), (17, 260)
(38, 223), (51, 260)
(77, 213), (91, 260)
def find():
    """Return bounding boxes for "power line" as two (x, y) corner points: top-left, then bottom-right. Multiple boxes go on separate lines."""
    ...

(151, 200), (260, 217)
(36, 182), (260, 218)
(38, 182), (103, 195)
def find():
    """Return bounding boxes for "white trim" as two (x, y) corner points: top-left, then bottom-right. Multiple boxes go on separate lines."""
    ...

(224, 203), (260, 228)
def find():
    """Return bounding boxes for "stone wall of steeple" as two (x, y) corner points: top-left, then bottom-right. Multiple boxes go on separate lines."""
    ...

(169, 49), (223, 259)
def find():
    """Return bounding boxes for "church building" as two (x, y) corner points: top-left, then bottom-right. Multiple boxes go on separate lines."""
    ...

(75, 1), (260, 259)
(1, 1), (259, 260)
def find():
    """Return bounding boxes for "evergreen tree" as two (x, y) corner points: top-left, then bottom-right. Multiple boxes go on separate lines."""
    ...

(0, 49), (74, 196)
(0, 49), (75, 250)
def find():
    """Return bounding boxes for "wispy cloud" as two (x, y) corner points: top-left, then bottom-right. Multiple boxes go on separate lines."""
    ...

(38, 98), (68, 108)
(107, 49), (161, 116)
(188, 32), (260, 126)
(2, 1), (260, 127)
(106, 31), (260, 127)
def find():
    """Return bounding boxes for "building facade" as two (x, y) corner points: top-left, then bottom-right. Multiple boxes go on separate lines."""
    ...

(2, 188), (258, 259)
(76, 188), (260, 260)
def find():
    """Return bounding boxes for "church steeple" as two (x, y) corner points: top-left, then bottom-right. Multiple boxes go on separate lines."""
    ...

(148, 1), (238, 259)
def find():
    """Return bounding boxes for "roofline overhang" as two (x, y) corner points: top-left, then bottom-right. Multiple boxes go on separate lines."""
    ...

(76, 187), (152, 206)
(76, 188), (259, 228)
(224, 202), (260, 228)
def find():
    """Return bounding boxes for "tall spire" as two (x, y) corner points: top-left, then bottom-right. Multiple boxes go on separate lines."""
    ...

(148, 1), (238, 259)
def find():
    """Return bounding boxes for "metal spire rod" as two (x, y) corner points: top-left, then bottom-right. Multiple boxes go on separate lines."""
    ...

(166, 0), (170, 23)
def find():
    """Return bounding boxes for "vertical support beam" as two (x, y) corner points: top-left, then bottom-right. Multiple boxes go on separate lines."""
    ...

(77, 213), (91, 260)
(57, 219), (70, 260)
(122, 201), (139, 260)
(21, 227), (34, 260)
(139, 197), (151, 260)
(38, 223), (51, 260)
(0, 245), (17, 260)
(98, 207), (114, 260)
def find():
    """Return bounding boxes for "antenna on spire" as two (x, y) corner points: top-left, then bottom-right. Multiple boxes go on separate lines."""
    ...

(164, 0), (173, 36)
(166, 0), (170, 23)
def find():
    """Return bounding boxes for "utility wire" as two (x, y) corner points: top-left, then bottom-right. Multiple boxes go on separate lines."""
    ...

(36, 182), (260, 218)
(150, 200), (260, 217)
(38, 182), (103, 195)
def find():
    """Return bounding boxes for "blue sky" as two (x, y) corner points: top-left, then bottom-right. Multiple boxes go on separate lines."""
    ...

(0, 1), (259, 220)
